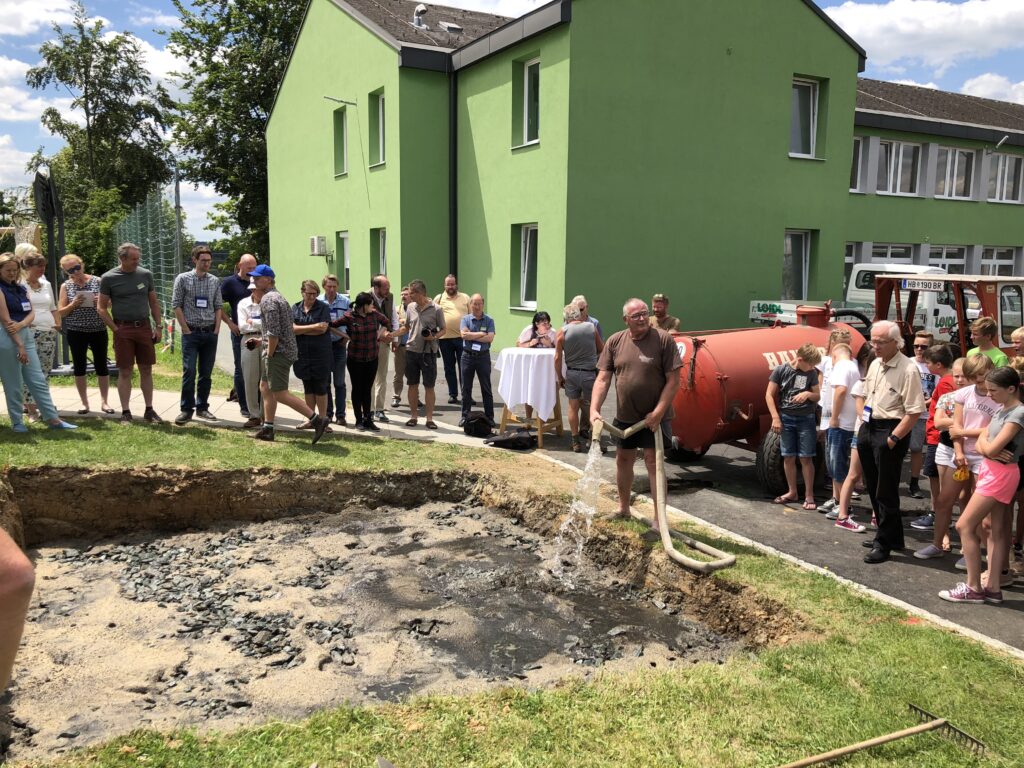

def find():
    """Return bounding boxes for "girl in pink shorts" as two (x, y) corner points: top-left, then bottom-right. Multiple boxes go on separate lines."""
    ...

(940, 366), (1024, 605)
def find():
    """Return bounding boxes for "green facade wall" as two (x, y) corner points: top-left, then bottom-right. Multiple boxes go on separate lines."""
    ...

(267, 0), (450, 301)
(456, 25), (572, 346)
(562, 0), (861, 332)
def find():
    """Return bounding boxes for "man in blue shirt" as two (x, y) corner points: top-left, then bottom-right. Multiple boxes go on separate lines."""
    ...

(320, 274), (351, 426)
(459, 293), (495, 427)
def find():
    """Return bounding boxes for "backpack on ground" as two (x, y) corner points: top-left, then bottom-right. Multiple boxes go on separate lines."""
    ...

(463, 411), (493, 438)
(483, 427), (537, 450)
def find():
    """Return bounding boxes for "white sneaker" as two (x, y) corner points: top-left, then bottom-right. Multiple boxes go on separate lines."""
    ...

(816, 497), (837, 513)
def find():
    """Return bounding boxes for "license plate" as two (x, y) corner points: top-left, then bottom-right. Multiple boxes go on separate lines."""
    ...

(900, 279), (944, 292)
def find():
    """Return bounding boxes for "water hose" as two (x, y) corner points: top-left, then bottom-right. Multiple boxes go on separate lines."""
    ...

(592, 419), (736, 574)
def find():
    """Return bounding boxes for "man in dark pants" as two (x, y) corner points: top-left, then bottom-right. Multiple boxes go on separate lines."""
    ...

(171, 245), (224, 424)
(434, 275), (470, 404)
(458, 293), (495, 427)
(220, 253), (256, 418)
(858, 320), (925, 564)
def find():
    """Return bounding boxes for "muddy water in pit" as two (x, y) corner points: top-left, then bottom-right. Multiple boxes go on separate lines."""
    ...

(9, 500), (732, 760)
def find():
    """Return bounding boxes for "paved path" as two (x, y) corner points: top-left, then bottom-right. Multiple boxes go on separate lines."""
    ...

(3, 344), (1022, 654)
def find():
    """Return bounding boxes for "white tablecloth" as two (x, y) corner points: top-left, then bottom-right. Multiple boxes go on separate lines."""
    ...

(495, 347), (559, 421)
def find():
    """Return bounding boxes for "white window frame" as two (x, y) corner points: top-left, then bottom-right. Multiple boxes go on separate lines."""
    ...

(935, 146), (974, 199)
(520, 224), (538, 309)
(782, 230), (811, 301)
(333, 108), (348, 177)
(843, 242), (857, 293)
(523, 58), (540, 146)
(870, 243), (914, 263)
(849, 137), (863, 192)
(789, 79), (818, 158)
(982, 247), (1015, 276)
(337, 231), (350, 291)
(378, 228), (387, 275)
(377, 94), (386, 165)
(928, 245), (967, 274)
(876, 140), (921, 196)
(988, 152), (1023, 203)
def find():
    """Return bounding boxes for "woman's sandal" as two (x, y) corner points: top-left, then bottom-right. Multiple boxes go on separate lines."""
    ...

(802, 499), (817, 510)
(425, 421), (438, 430)
(101, 405), (115, 414)
(77, 408), (90, 415)
(296, 419), (315, 430)
(405, 418), (418, 427)
(773, 495), (798, 505)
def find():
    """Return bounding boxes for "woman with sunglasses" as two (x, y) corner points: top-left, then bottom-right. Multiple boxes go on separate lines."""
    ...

(0, 252), (76, 432)
(56, 254), (113, 414)
(292, 279), (333, 431)
(16, 246), (60, 422)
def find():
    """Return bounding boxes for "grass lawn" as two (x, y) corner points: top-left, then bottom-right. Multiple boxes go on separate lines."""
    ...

(49, 334), (234, 396)
(4, 426), (1022, 767)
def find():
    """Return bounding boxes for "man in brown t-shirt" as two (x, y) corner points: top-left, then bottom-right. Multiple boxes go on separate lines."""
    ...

(591, 298), (682, 530)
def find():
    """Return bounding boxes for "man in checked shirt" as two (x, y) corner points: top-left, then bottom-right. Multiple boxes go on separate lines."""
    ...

(172, 245), (224, 425)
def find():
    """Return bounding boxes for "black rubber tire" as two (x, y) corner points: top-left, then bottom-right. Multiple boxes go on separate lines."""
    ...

(755, 430), (825, 497)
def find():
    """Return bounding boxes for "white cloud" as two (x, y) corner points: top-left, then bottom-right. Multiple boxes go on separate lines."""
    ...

(178, 183), (226, 241)
(3, 0), (75, 36)
(890, 78), (940, 89)
(961, 73), (1024, 104)
(129, 8), (181, 30)
(0, 135), (34, 186)
(826, 0), (1024, 76)
(0, 56), (78, 124)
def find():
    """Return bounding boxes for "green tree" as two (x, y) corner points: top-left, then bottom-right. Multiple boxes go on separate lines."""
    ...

(168, 0), (306, 260)
(26, 0), (171, 207)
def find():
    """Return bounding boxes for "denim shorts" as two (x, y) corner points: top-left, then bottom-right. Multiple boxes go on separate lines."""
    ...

(780, 413), (818, 458)
(826, 427), (854, 483)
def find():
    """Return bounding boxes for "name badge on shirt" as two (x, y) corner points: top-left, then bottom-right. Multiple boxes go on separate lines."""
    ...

(20, 300), (31, 312)
(330, 309), (340, 320)
(862, 405), (872, 422)
(251, 310), (261, 320)
(471, 343), (482, 352)
(137, 283), (146, 291)
(195, 297), (209, 309)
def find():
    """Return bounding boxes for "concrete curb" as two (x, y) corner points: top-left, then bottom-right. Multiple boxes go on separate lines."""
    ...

(540, 453), (1024, 664)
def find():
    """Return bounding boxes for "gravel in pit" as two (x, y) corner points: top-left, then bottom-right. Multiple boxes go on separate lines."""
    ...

(7, 500), (733, 760)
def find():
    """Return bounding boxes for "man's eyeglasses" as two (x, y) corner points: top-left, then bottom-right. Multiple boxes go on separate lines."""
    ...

(913, 344), (929, 349)
(65, 264), (82, 274)
(627, 311), (649, 321)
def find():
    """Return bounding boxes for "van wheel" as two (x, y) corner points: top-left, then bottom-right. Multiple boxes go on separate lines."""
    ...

(755, 430), (825, 497)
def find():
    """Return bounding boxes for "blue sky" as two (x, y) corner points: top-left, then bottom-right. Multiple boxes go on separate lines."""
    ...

(2, 0), (1024, 240)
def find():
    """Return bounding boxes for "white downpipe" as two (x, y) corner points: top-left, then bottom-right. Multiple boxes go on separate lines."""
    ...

(594, 419), (736, 574)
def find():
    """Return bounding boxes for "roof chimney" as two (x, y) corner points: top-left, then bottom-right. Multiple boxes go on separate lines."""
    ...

(412, 3), (428, 28)
(439, 20), (463, 34)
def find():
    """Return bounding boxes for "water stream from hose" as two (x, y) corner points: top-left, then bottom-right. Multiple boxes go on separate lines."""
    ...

(550, 438), (605, 588)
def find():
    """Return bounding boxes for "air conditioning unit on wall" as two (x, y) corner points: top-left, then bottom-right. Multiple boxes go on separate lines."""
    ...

(309, 235), (328, 256)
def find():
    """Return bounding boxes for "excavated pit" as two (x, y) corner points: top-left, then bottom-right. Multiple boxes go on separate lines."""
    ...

(1, 467), (805, 761)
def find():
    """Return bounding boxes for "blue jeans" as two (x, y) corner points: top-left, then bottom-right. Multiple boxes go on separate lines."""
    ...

(438, 337), (463, 399)
(0, 327), (59, 426)
(230, 331), (248, 413)
(826, 427), (854, 484)
(460, 351), (493, 420)
(780, 413), (817, 457)
(180, 329), (218, 413)
(326, 342), (348, 420)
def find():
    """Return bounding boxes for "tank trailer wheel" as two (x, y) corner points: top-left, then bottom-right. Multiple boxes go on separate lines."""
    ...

(755, 430), (825, 498)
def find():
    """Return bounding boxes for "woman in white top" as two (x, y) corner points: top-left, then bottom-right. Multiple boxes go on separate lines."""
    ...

(236, 285), (265, 428)
(18, 248), (60, 421)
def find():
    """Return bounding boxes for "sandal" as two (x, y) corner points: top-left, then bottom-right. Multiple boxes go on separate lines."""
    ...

(425, 421), (438, 430)
(101, 405), (115, 414)
(405, 418), (418, 427)
(802, 500), (817, 511)
(296, 418), (315, 430)
(773, 495), (798, 505)
(77, 408), (90, 415)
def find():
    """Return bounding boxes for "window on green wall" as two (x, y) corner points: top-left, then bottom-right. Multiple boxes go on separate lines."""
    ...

(790, 79), (817, 157)
(877, 140), (920, 195)
(782, 231), (811, 301)
(935, 147), (974, 199)
(369, 90), (385, 166)
(333, 107), (348, 177)
(516, 224), (538, 308)
(336, 231), (350, 291)
(850, 138), (863, 191)
(982, 247), (1015, 277)
(371, 228), (387, 275)
(988, 153), (1022, 203)
(928, 245), (967, 274)
(512, 58), (540, 147)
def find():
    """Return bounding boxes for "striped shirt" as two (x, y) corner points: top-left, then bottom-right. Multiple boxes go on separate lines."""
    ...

(62, 277), (106, 332)
(171, 270), (223, 328)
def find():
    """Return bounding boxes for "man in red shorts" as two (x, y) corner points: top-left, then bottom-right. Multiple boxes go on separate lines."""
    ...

(97, 242), (164, 423)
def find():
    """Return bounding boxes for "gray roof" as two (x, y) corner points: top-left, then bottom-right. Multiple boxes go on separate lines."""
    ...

(337, 0), (510, 50)
(857, 78), (1024, 134)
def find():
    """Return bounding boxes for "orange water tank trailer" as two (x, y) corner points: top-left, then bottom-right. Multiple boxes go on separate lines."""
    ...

(668, 317), (864, 458)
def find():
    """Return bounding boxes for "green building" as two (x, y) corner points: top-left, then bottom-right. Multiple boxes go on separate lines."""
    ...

(267, 0), (1024, 346)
